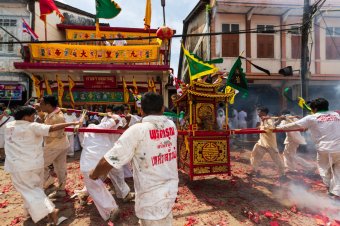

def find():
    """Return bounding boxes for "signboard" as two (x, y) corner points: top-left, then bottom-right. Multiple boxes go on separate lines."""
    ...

(54, 90), (134, 104)
(29, 43), (160, 63)
(0, 84), (22, 100)
(83, 76), (117, 89)
(65, 29), (159, 45)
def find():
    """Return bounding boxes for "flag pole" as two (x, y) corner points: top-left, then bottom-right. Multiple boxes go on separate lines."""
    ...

(44, 22), (47, 41)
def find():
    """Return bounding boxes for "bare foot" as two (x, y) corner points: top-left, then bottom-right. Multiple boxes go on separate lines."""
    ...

(48, 208), (59, 225)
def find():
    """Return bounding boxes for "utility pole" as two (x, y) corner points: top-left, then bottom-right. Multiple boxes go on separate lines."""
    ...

(300, 0), (311, 116)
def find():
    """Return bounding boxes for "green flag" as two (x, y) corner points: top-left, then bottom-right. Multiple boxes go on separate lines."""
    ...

(182, 45), (218, 81)
(226, 57), (248, 97)
(96, 0), (121, 19)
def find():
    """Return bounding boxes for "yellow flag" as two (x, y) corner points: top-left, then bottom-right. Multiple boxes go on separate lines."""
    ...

(44, 76), (52, 95)
(297, 97), (312, 112)
(144, 0), (151, 30)
(31, 75), (41, 98)
(122, 78), (129, 104)
(68, 76), (75, 108)
(225, 86), (237, 105)
(151, 78), (156, 92)
(132, 77), (138, 94)
(56, 75), (64, 107)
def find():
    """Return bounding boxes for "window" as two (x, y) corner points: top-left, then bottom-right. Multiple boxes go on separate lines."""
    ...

(257, 25), (274, 33)
(257, 24), (275, 58)
(326, 27), (340, 37)
(290, 26), (302, 59)
(7, 37), (14, 52)
(289, 26), (301, 35)
(0, 18), (18, 53)
(0, 19), (17, 27)
(222, 24), (239, 57)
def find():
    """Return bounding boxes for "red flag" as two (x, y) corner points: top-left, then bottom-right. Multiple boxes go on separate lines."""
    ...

(39, 0), (64, 23)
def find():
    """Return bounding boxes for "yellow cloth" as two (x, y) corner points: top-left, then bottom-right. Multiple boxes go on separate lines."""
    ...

(30, 43), (160, 63)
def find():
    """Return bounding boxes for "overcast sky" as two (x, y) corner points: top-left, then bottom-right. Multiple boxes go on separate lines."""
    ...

(58, 0), (199, 75)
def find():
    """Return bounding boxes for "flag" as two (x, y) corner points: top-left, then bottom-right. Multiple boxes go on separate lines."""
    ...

(225, 86), (238, 105)
(39, 0), (64, 24)
(44, 76), (52, 95)
(122, 78), (129, 104)
(132, 77), (138, 95)
(226, 57), (248, 97)
(95, 0), (121, 38)
(68, 76), (75, 109)
(22, 19), (39, 41)
(56, 75), (64, 107)
(148, 78), (156, 93)
(298, 97), (312, 112)
(144, 0), (151, 30)
(182, 44), (218, 81)
(31, 75), (41, 98)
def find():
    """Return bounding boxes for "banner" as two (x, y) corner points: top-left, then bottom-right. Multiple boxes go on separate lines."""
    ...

(84, 76), (117, 89)
(30, 43), (160, 63)
(65, 29), (159, 45)
(0, 84), (22, 100)
(56, 75), (64, 107)
(57, 90), (134, 104)
(68, 76), (75, 108)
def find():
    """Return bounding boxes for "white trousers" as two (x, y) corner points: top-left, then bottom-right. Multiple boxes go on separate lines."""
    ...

(74, 135), (81, 151)
(83, 172), (118, 220)
(44, 147), (67, 189)
(250, 143), (285, 175)
(67, 135), (75, 156)
(317, 152), (340, 196)
(140, 211), (173, 226)
(283, 142), (315, 171)
(108, 167), (130, 199)
(10, 169), (55, 223)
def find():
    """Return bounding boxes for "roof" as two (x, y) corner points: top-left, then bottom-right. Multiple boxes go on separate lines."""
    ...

(54, 0), (95, 19)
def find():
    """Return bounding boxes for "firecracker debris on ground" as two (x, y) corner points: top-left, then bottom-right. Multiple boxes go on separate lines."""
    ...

(1, 140), (339, 226)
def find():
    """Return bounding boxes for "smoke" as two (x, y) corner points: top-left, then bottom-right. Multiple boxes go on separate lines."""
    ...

(285, 184), (340, 221)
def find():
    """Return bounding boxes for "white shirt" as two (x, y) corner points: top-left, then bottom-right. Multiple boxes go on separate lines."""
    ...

(113, 39), (127, 46)
(104, 115), (179, 220)
(4, 121), (51, 172)
(0, 116), (14, 148)
(278, 111), (340, 153)
(64, 113), (77, 136)
(279, 115), (306, 145)
(238, 110), (247, 122)
(80, 118), (116, 172)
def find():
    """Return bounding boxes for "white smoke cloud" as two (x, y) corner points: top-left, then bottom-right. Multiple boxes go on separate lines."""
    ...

(286, 184), (340, 221)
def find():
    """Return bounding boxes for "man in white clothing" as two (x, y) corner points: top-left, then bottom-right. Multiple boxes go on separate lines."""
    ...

(277, 98), (340, 197)
(238, 109), (247, 141)
(90, 92), (179, 225)
(80, 114), (131, 221)
(0, 109), (14, 163)
(277, 110), (315, 172)
(4, 106), (79, 224)
(250, 107), (286, 181)
(40, 95), (70, 196)
(64, 110), (77, 157)
(112, 33), (127, 46)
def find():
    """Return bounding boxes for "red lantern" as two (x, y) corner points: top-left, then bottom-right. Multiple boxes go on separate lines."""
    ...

(156, 26), (174, 40)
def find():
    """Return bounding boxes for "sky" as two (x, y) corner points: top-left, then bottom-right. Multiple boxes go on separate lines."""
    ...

(58, 0), (200, 75)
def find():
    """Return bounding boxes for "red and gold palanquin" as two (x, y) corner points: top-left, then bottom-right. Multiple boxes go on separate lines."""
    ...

(173, 80), (234, 180)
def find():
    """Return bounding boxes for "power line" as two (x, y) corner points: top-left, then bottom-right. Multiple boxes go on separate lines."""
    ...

(0, 22), (304, 45)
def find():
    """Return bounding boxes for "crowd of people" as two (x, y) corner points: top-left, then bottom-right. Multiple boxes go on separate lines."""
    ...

(1, 93), (178, 225)
(0, 94), (339, 225)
